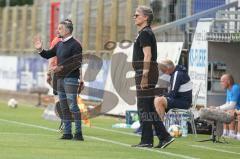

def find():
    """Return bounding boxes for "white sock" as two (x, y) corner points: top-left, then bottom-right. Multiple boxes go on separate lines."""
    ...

(223, 129), (229, 136)
(229, 130), (235, 134)
(229, 130), (236, 138)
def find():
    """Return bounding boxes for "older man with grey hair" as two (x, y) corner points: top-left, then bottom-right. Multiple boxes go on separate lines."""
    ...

(154, 59), (192, 121)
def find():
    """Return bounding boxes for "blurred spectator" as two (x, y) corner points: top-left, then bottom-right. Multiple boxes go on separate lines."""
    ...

(209, 74), (240, 139)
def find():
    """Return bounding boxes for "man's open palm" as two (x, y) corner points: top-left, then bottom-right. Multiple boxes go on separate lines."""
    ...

(33, 35), (43, 50)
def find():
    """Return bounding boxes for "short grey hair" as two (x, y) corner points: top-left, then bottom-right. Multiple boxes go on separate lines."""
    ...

(136, 5), (153, 26)
(159, 59), (175, 70)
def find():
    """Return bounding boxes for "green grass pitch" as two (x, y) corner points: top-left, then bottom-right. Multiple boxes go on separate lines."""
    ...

(0, 101), (239, 159)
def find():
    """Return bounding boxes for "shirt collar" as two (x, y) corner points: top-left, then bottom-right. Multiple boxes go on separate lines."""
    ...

(62, 35), (73, 42)
(170, 67), (177, 76)
(138, 25), (150, 33)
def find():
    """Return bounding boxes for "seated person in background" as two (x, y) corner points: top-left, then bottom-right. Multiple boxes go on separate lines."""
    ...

(154, 59), (192, 121)
(209, 74), (240, 139)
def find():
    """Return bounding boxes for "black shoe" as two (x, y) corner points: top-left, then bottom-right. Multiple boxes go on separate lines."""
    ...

(131, 143), (153, 148)
(73, 132), (84, 141)
(60, 134), (73, 140)
(155, 136), (175, 149)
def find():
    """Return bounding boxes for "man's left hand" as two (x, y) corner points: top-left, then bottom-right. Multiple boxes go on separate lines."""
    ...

(51, 65), (63, 73)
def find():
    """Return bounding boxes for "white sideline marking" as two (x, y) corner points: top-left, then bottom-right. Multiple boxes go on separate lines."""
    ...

(0, 118), (199, 159)
(0, 132), (55, 137)
(88, 136), (199, 159)
(190, 145), (240, 155)
(0, 118), (58, 132)
(91, 126), (139, 136)
(211, 145), (240, 149)
(90, 125), (240, 151)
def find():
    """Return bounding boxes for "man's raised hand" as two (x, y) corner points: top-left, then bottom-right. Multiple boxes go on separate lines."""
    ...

(33, 34), (43, 51)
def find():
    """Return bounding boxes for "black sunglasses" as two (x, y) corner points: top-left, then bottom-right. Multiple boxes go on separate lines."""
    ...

(133, 14), (140, 18)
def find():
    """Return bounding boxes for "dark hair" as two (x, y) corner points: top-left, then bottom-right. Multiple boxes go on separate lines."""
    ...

(64, 18), (72, 24)
(136, 5), (154, 26)
(60, 19), (73, 34)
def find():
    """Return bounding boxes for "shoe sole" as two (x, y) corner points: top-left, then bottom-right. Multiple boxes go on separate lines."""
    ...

(161, 138), (175, 149)
(73, 138), (84, 141)
(131, 144), (153, 148)
(59, 138), (73, 140)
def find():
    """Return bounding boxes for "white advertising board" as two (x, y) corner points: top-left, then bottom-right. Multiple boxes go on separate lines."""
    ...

(0, 56), (18, 91)
(103, 42), (183, 115)
(189, 19), (213, 107)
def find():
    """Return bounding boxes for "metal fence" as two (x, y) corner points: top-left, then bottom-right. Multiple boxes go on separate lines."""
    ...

(0, 0), (144, 54)
(0, 0), (239, 54)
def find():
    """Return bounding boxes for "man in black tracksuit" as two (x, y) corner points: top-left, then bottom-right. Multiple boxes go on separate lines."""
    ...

(132, 5), (174, 149)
